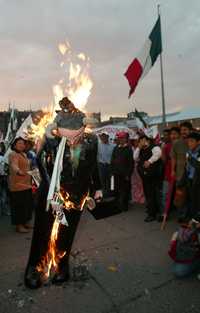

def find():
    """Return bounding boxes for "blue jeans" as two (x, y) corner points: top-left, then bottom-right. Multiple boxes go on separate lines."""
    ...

(172, 259), (200, 278)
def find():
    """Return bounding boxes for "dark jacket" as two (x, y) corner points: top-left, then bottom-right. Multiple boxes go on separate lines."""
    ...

(137, 144), (163, 179)
(111, 145), (134, 177)
(37, 133), (101, 204)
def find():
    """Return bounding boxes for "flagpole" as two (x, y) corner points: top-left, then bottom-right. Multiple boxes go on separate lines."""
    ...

(157, 4), (166, 125)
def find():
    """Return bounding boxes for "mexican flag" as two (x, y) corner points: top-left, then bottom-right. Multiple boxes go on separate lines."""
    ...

(124, 17), (162, 98)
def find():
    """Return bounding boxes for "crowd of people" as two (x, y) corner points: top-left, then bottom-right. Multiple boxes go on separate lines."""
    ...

(97, 121), (200, 279)
(98, 121), (200, 224)
(0, 119), (200, 280)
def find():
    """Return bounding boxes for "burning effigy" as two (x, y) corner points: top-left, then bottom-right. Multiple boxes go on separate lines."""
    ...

(24, 44), (103, 289)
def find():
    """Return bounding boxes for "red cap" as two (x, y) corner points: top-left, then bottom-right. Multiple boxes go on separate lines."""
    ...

(116, 131), (128, 139)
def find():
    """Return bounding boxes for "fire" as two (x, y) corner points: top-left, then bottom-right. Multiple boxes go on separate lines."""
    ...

(52, 84), (64, 112)
(77, 53), (86, 61)
(46, 218), (60, 275)
(34, 41), (93, 278)
(59, 190), (76, 211)
(58, 42), (70, 55)
(36, 191), (89, 278)
(37, 217), (66, 278)
(67, 62), (93, 112)
(53, 42), (93, 112)
(59, 189), (89, 211)
(28, 111), (54, 141)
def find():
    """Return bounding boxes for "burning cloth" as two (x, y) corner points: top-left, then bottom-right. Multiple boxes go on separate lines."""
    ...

(24, 99), (102, 289)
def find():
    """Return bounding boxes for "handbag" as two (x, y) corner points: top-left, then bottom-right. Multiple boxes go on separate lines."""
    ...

(88, 196), (121, 220)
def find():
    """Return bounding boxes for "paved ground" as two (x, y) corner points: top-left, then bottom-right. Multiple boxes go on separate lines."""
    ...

(0, 204), (200, 313)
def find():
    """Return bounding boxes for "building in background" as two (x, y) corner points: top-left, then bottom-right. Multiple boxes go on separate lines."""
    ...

(1, 107), (200, 138)
(149, 107), (200, 131)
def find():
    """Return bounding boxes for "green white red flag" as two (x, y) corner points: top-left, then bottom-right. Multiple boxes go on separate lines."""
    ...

(124, 17), (162, 98)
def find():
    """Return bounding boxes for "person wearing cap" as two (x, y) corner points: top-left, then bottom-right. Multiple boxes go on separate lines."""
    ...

(178, 131), (200, 221)
(111, 131), (134, 211)
(8, 137), (33, 233)
(24, 98), (102, 289)
(97, 132), (115, 197)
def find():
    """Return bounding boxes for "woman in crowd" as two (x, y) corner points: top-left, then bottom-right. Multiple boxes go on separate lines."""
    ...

(8, 137), (33, 233)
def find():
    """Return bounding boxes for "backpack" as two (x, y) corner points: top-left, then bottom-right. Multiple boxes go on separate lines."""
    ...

(169, 226), (200, 263)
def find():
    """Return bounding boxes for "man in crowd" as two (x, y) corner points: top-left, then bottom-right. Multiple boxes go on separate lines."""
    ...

(159, 127), (180, 222)
(162, 129), (171, 145)
(97, 132), (115, 197)
(137, 135), (163, 222)
(171, 122), (192, 182)
(171, 122), (192, 220)
(111, 132), (134, 212)
(178, 132), (200, 220)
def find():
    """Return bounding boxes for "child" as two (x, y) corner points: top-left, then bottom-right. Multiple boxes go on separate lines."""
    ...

(169, 219), (200, 278)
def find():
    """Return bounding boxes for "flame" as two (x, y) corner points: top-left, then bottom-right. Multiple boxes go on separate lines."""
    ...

(34, 41), (93, 278)
(77, 53), (86, 61)
(58, 43), (68, 55)
(67, 62), (93, 112)
(59, 189), (88, 211)
(52, 84), (64, 112)
(36, 191), (89, 278)
(59, 190), (76, 211)
(28, 41), (93, 143)
(28, 111), (54, 141)
(53, 42), (93, 112)
(37, 217), (66, 277)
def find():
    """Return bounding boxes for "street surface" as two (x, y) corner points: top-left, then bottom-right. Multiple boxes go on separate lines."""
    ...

(0, 204), (200, 313)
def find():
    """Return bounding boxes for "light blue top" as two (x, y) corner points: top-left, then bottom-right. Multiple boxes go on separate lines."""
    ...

(97, 141), (115, 164)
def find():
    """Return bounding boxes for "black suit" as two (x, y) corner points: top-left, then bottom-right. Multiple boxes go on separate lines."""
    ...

(25, 133), (101, 273)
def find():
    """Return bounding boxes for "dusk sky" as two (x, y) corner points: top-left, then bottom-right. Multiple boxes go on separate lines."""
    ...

(0, 0), (200, 119)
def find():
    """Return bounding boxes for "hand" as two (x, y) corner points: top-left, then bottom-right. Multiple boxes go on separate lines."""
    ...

(94, 190), (103, 202)
(144, 161), (151, 169)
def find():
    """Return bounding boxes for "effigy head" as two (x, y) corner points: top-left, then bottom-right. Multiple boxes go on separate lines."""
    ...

(59, 97), (75, 113)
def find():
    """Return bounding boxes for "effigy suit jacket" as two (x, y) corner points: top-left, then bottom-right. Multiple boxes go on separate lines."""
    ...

(37, 133), (101, 207)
